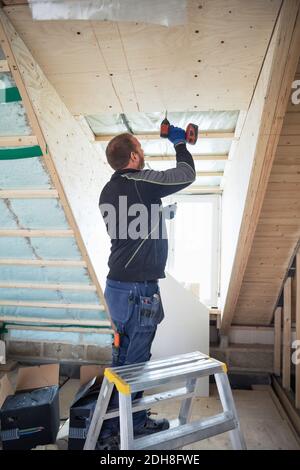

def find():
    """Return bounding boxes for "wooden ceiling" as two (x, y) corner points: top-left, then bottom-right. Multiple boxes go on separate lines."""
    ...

(3, 0), (281, 115)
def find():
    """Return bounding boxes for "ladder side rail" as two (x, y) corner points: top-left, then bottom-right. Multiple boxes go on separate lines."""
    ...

(83, 378), (114, 450)
(119, 394), (134, 450)
(214, 372), (247, 450)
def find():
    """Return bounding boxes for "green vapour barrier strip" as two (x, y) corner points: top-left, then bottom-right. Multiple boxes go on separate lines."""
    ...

(0, 145), (43, 160)
(0, 322), (113, 335)
(0, 86), (22, 103)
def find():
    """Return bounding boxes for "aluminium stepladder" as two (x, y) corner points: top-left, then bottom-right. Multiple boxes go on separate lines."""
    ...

(84, 351), (246, 450)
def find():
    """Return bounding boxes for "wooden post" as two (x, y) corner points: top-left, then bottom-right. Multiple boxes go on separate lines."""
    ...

(296, 252), (300, 409)
(274, 307), (282, 376)
(283, 277), (292, 390)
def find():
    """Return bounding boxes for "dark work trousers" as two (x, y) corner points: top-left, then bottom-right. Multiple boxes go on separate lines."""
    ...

(99, 278), (164, 438)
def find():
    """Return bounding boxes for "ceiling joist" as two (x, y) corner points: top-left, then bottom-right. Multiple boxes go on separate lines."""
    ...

(0, 190), (58, 199)
(145, 154), (228, 161)
(0, 281), (96, 291)
(0, 229), (74, 237)
(0, 59), (9, 72)
(0, 300), (104, 310)
(95, 131), (235, 142)
(0, 135), (38, 147)
(0, 258), (86, 267)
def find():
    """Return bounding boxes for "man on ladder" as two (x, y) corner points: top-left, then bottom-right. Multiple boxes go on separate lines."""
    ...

(97, 124), (196, 449)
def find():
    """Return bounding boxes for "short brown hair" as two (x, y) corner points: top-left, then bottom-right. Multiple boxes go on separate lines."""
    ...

(106, 133), (136, 170)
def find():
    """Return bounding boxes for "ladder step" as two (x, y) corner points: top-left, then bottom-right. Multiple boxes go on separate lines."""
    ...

(105, 387), (194, 419)
(133, 412), (236, 450)
(108, 351), (225, 393)
(113, 351), (206, 375)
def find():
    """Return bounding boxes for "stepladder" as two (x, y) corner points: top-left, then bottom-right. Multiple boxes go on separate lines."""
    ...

(84, 351), (247, 450)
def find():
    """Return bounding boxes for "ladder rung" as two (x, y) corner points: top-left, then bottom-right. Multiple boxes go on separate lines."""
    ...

(104, 387), (194, 420)
(133, 412), (236, 450)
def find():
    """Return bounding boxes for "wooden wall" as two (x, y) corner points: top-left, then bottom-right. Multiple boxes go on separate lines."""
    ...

(220, 1), (300, 334)
(233, 59), (300, 326)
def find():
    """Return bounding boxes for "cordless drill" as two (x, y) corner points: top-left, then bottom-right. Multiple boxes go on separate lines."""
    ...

(160, 115), (198, 145)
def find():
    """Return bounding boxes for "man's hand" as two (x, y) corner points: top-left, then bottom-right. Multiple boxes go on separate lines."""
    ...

(167, 125), (186, 146)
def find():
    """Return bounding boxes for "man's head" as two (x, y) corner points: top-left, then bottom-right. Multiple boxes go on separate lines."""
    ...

(106, 133), (145, 171)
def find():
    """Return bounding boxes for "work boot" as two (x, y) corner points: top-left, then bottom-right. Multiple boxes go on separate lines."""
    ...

(96, 434), (120, 450)
(134, 416), (170, 437)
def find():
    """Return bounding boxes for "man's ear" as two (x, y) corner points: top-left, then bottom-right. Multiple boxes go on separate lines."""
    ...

(130, 151), (137, 162)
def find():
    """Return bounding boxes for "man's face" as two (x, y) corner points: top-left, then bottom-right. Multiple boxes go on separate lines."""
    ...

(132, 137), (145, 170)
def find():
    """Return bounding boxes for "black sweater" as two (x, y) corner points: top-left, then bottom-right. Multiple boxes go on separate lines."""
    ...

(99, 143), (195, 282)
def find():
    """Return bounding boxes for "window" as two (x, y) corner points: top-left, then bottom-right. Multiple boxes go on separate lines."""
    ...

(166, 194), (220, 307)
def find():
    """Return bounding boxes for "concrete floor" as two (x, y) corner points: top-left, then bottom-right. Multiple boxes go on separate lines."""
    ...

(2, 367), (299, 450)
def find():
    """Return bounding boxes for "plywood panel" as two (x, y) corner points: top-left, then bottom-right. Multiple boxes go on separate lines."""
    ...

(4, 0), (281, 113)
(47, 72), (122, 114)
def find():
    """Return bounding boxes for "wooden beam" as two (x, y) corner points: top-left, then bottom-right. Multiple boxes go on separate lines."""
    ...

(0, 21), (47, 155)
(296, 250), (300, 409)
(0, 190), (58, 199)
(0, 316), (109, 327)
(4, 324), (113, 335)
(180, 186), (222, 194)
(2, 1), (28, 5)
(0, 59), (9, 72)
(95, 131), (235, 142)
(0, 282), (96, 291)
(283, 277), (292, 391)
(0, 300), (104, 310)
(272, 376), (300, 436)
(220, 1), (300, 334)
(145, 154), (228, 161)
(274, 306), (282, 376)
(0, 230), (74, 237)
(0, 135), (38, 147)
(0, 259), (86, 267)
(196, 171), (223, 177)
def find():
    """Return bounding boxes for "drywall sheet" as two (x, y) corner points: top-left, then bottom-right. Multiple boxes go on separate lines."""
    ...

(151, 273), (209, 397)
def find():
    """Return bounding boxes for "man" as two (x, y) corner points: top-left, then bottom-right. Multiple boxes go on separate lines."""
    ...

(98, 125), (195, 449)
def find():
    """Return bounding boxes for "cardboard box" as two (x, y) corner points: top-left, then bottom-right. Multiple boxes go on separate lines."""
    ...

(68, 365), (104, 450)
(0, 364), (60, 450)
